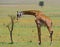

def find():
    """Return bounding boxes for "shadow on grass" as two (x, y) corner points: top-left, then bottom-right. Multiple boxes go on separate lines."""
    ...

(0, 42), (13, 44)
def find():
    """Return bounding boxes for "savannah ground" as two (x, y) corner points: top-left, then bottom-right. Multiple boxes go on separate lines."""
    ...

(0, 5), (60, 47)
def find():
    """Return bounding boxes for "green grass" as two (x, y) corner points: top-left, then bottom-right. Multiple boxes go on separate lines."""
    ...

(0, 5), (60, 47)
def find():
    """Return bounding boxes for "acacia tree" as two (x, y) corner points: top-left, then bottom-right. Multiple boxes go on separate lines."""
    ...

(4, 15), (15, 44)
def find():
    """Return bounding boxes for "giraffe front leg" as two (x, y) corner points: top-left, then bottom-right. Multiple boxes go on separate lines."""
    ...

(37, 25), (41, 45)
(35, 20), (41, 45)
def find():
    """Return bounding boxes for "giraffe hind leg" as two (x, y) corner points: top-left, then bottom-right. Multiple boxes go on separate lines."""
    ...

(50, 31), (53, 45)
(47, 25), (53, 45)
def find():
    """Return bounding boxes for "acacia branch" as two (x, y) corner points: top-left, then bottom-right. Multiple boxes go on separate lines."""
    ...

(6, 25), (10, 31)
(10, 16), (14, 32)
(4, 15), (15, 32)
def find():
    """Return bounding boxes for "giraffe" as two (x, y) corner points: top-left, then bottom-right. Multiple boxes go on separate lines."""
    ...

(16, 10), (53, 45)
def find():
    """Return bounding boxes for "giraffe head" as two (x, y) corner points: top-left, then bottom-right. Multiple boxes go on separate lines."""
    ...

(17, 11), (23, 20)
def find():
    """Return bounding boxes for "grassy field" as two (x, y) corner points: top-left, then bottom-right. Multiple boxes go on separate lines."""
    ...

(0, 5), (60, 47)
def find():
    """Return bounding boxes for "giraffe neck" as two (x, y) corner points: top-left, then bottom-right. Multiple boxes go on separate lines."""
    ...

(22, 10), (36, 16)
